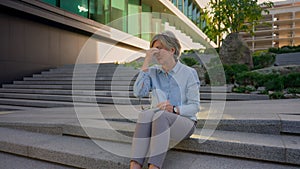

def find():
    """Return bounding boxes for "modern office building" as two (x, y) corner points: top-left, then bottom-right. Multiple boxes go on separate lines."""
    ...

(241, 0), (300, 51)
(0, 0), (215, 85)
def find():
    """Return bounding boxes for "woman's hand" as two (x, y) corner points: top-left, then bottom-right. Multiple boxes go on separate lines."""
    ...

(156, 100), (173, 113)
(141, 48), (160, 71)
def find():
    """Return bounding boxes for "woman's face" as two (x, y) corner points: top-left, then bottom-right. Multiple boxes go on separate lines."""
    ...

(152, 40), (175, 65)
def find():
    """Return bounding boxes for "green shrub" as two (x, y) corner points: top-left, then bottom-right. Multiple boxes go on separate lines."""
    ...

(268, 45), (300, 54)
(269, 91), (284, 99)
(236, 72), (285, 91)
(223, 65), (234, 84)
(124, 61), (144, 69)
(181, 57), (199, 67)
(235, 72), (263, 87)
(283, 72), (300, 88)
(233, 86), (256, 93)
(253, 50), (269, 57)
(252, 52), (276, 70)
(204, 72), (210, 85)
(268, 47), (279, 53)
(231, 64), (249, 73)
(287, 88), (300, 94)
(233, 86), (246, 93)
(224, 64), (249, 84)
(205, 64), (226, 86)
(263, 75), (284, 91)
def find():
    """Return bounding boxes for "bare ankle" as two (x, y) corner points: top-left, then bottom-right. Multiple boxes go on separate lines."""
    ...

(149, 164), (159, 169)
(130, 160), (142, 169)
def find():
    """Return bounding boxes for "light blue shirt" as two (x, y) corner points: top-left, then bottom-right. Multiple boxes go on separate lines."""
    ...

(133, 62), (200, 121)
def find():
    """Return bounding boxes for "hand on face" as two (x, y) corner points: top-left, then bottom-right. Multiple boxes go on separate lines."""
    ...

(156, 100), (173, 112)
(146, 48), (160, 59)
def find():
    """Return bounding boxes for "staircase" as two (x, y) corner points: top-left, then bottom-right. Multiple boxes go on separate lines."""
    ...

(0, 63), (298, 168)
(0, 63), (268, 108)
(0, 63), (146, 108)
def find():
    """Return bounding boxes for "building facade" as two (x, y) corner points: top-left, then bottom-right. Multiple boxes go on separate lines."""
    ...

(0, 0), (215, 84)
(40, 0), (209, 42)
(241, 0), (300, 51)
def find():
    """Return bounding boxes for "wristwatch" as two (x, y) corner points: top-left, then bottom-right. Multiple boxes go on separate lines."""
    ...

(173, 106), (178, 114)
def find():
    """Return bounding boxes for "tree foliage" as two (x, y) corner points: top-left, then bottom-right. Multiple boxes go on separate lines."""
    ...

(202, 0), (273, 47)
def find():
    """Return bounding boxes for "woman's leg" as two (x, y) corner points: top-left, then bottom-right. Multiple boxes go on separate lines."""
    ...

(131, 109), (156, 167)
(148, 111), (195, 169)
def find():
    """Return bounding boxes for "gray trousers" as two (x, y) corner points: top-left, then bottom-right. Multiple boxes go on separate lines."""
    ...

(131, 109), (196, 169)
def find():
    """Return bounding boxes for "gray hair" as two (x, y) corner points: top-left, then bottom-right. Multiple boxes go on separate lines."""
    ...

(150, 31), (181, 62)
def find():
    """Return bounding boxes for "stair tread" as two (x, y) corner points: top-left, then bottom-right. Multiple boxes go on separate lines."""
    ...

(0, 121), (300, 166)
(0, 114), (298, 150)
(0, 127), (298, 169)
(0, 98), (98, 107)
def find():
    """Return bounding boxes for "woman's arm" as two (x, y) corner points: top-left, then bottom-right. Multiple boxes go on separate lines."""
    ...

(134, 48), (158, 98)
(133, 71), (152, 98)
(178, 70), (200, 117)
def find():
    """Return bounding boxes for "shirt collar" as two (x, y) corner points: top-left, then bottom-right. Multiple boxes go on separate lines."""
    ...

(157, 61), (181, 75)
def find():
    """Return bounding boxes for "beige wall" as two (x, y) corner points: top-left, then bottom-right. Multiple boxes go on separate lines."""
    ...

(0, 11), (98, 85)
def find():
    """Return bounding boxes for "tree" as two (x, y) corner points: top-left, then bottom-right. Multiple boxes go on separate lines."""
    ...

(202, 0), (273, 47)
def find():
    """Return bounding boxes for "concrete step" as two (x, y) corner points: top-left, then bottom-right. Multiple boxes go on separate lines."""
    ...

(13, 80), (135, 86)
(24, 76), (136, 81)
(0, 98), (100, 108)
(1, 121), (299, 166)
(0, 99), (292, 135)
(0, 152), (76, 169)
(0, 127), (130, 169)
(0, 93), (150, 105)
(49, 66), (138, 72)
(0, 89), (268, 103)
(41, 70), (139, 76)
(61, 63), (119, 69)
(1, 127), (298, 169)
(279, 114), (300, 135)
(2, 83), (234, 93)
(11, 82), (268, 100)
(275, 52), (300, 66)
(32, 73), (136, 78)
(0, 88), (138, 97)
(200, 92), (269, 100)
(2, 84), (134, 91)
(0, 88), (268, 102)
(200, 86), (232, 93)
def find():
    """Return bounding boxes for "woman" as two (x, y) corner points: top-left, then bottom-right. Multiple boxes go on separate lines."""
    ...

(130, 31), (200, 169)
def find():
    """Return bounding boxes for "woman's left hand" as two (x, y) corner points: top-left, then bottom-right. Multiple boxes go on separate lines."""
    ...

(157, 100), (173, 112)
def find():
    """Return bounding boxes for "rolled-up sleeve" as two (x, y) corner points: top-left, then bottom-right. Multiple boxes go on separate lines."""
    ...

(133, 71), (152, 98)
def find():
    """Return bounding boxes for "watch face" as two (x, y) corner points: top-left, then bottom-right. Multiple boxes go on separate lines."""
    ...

(174, 107), (178, 113)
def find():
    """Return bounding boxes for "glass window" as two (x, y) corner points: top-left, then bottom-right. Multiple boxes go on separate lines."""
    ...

(196, 10), (201, 27)
(141, 3), (152, 41)
(192, 6), (197, 23)
(128, 0), (141, 37)
(89, 0), (110, 24)
(184, 0), (188, 16)
(188, 1), (193, 19)
(60, 0), (89, 18)
(178, 0), (183, 12)
(111, 0), (128, 32)
(40, 0), (57, 6)
(172, 0), (177, 6)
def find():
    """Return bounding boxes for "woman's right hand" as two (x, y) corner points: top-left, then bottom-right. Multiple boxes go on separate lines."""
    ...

(142, 48), (160, 71)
